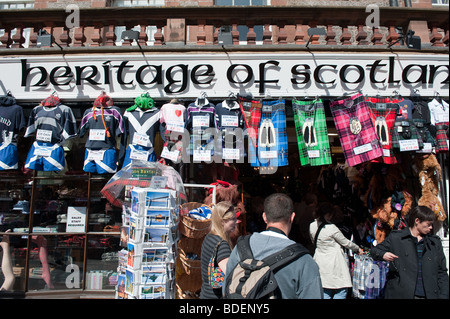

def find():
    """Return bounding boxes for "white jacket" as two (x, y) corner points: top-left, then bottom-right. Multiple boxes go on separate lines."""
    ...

(309, 220), (360, 289)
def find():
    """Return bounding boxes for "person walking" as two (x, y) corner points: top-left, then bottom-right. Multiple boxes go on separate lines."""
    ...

(225, 193), (323, 299)
(200, 201), (238, 299)
(310, 202), (363, 299)
(370, 205), (449, 299)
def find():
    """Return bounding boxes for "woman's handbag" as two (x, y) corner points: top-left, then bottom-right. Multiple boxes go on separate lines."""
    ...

(208, 240), (225, 288)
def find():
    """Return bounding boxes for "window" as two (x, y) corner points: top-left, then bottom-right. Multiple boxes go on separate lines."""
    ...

(112, 0), (164, 6)
(214, 0), (269, 44)
(0, 0), (34, 10)
(112, 0), (164, 46)
(432, 0), (449, 5)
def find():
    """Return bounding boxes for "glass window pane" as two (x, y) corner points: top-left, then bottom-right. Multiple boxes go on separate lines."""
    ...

(0, 233), (27, 292)
(0, 175), (31, 232)
(27, 235), (85, 291)
(86, 234), (121, 290)
(215, 0), (232, 5)
(235, 0), (250, 5)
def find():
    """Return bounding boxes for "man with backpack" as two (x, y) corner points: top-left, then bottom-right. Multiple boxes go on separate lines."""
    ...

(223, 193), (323, 299)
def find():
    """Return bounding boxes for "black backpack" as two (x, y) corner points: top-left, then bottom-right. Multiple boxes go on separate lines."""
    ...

(223, 234), (310, 299)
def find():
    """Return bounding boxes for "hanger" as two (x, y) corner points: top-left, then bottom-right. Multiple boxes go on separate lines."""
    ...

(225, 91), (237, 107)
(196, 91), (208, 107)
(434, 91), (442, 104)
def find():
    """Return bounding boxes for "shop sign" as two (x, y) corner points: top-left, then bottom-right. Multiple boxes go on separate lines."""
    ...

(0, 53), (448, 100)
(66, 206), (86, 233)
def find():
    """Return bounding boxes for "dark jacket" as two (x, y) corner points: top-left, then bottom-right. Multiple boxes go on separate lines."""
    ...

(371, 228), (449, 299)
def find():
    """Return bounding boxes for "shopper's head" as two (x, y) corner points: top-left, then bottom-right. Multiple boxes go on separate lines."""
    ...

(314, 202), (337, 223)
(263, 193), (294, 224)
(210, 201), (238, 245)
(407, 205), (435, 236)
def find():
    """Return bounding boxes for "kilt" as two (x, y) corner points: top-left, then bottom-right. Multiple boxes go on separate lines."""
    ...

(238, 96), (262, 148)
(365, 100), (399, 164)
(249, 100), (288, 167)
(435, 122), (449, 153)
(330, 94), (383, 167)
(292, 99), (332, 166)
(391, 120), (424, 152)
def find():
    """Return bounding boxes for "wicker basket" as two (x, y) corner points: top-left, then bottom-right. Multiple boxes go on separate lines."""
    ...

(179, 202), (211, 238)
(176, 272), (202, 299)
(177, 239), (202, 275)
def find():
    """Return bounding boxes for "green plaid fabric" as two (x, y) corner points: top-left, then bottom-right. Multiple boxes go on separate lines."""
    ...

(292, 99), (332, 166)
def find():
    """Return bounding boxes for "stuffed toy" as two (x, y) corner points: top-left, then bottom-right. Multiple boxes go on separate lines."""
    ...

(415, 153), (446, 222)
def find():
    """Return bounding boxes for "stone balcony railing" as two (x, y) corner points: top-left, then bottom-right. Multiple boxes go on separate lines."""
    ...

(0, 6), (448, 53)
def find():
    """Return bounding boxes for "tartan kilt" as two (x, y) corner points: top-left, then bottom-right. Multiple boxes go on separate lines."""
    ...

(435, 122), (449, 153)
(391, 119), (424, 151)
(292, 99), (332, 166)
(238, 96), (262, 148)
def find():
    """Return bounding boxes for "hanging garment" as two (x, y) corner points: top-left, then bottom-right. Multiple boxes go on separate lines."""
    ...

(214, 99), (246, 161)
(123, 105), (161, 167)
(238, 95), (262, 149)
(396, 98), (414, 120)
(428, 98), (449, 153)
(249, 100), (288, 168)
(159, 102), (186, 164)
(365, 98), (399, 164)
(185, 99), (216, 159)
(412, 99), (436, 153)
(0, 94), (25, 170)
(292, 99), (332, 167)
(330, 94), (383, 167)
(391, 119), (424, 153)
(79, 94), (126, 174)
(24, 95), (77, 172)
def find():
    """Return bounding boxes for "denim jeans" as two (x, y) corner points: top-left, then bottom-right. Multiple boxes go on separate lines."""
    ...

(323, 288), (348, 299)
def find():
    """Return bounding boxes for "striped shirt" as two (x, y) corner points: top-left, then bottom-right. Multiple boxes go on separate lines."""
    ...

(25, 103), (77, 145)
(200, 234), (231, 299)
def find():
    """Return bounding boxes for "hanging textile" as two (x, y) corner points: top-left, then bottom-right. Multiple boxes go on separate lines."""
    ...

(352, 253), (389, 299)
(185, 96), (216, 160)
(330, 93), (383, 167)
(365, 97), (399, 164)
(24, 94), (77, 172)
(292, 99), (331, 166)
(412, 98), (435, 153)
(238, 95), (262, 149)
(428, 98), (449, 153)
(248, 100), (288, 168)
(159, 100), (186, 164)
(79, 93), (126, 174)
(0, 93), (25, 170)
(391, 119), (424, 153)
(214, 98), (246, 162)
(123, 93), (161, 167)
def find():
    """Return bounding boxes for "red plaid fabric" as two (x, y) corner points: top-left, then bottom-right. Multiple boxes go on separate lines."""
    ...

(239, 96), (262, 148)
(330, 94), (383, 167)
(41, 94), (61, 107)
(435, 122), (449, 153)
(365, 98), (399, 164)
(101, 178), (152, 207)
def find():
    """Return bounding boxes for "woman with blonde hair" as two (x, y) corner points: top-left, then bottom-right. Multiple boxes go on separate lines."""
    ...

(200, 201), (238, 299)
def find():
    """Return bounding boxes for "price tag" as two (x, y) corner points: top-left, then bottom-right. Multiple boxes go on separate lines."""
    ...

(34, 145), (53, 157)
(161, 147), (180, 162)
(166, 121), (184, 133)
(87, 149), (105, 161)
(132, 133), (150, 147)
(382, 148), (391, 157)
(130, 149), (149, 161)
(222, 115), (239, 127)
(36, 129), (52, 142)
(307, 150), (320, 158)
(260, 150), (277, 159)
(89, 129), (106, 141)
(193, 149), (211, 162)
(353, 143), (373, 155)
(222, 148), (240, 160)
(193, 115), (210, 128)
(399, 139), (419, 152)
